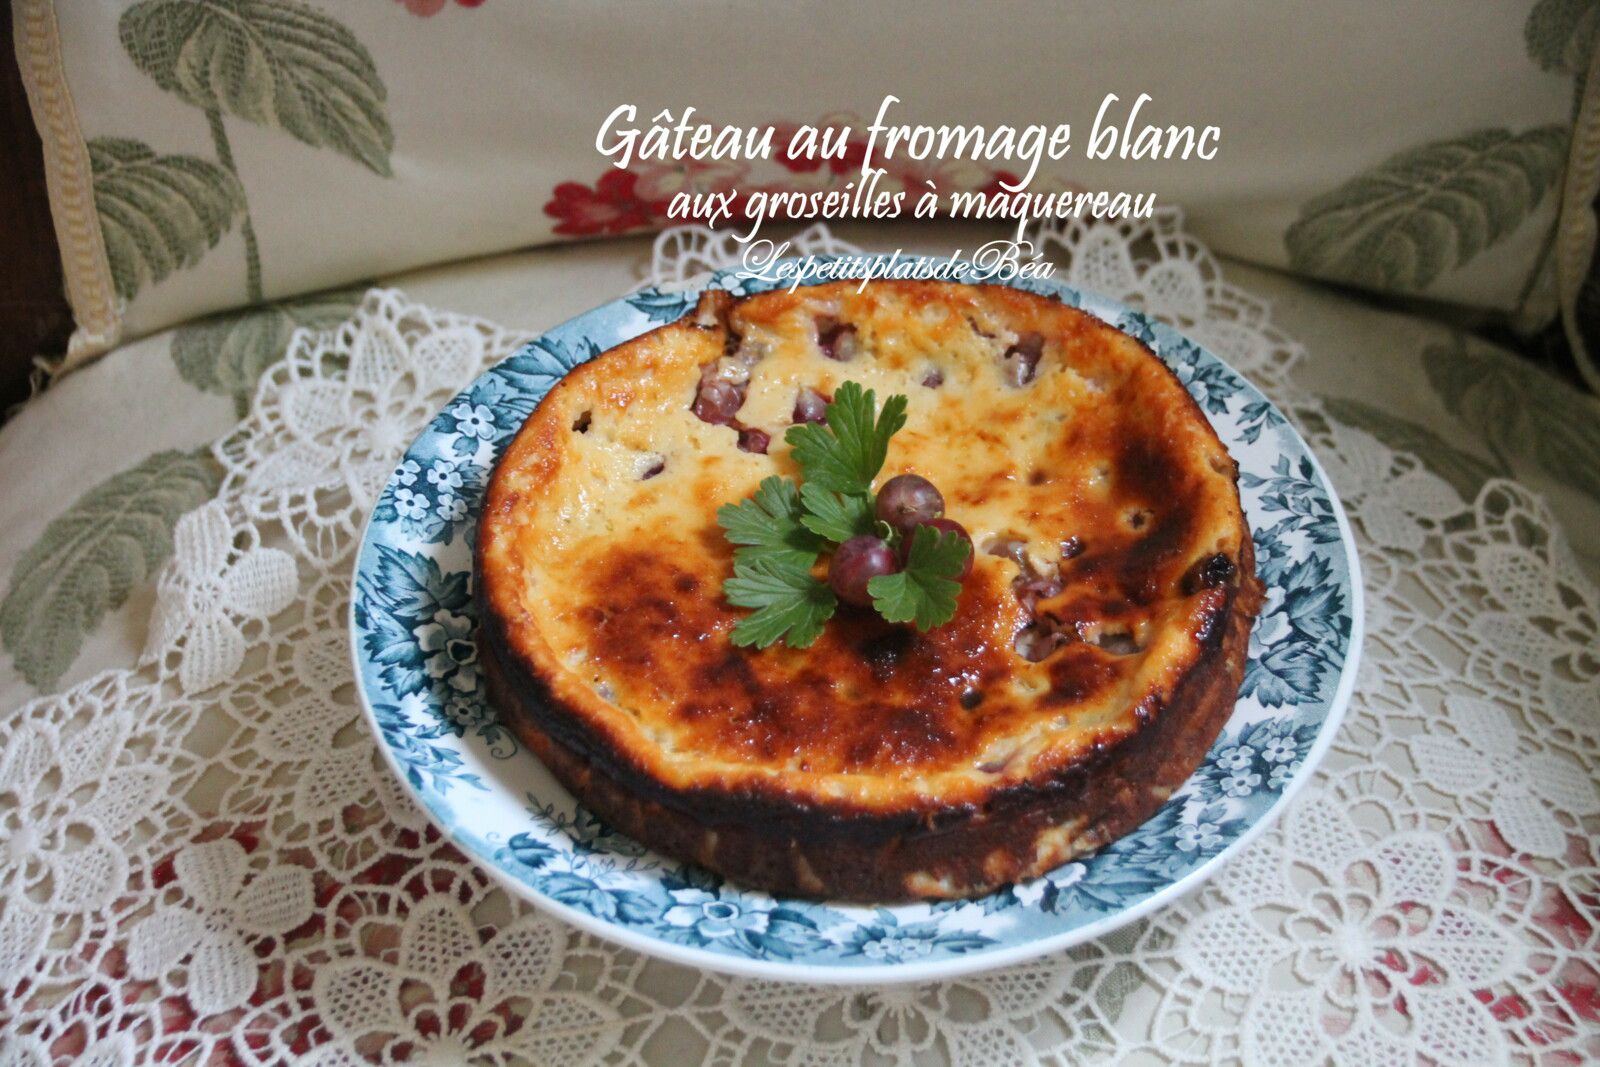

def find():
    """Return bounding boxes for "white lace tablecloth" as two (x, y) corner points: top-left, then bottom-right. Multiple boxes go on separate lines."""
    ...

(2, 215), (1597, 1066)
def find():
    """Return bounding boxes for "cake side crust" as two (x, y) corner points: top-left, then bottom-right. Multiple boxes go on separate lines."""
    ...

(480, 540), (1262, 901)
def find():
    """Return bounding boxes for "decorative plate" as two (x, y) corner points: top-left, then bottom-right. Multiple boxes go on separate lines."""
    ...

(350, 257), (1363, 983)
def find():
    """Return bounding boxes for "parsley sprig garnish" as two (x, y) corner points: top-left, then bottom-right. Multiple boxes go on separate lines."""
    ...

(716, 476), (824, 570)
(785, 382), (907, 494)
(866, 524), (969, 630)
(715, 382), (971, 649)
(722, 556), (837, 649)
(797, 483), (876, 543)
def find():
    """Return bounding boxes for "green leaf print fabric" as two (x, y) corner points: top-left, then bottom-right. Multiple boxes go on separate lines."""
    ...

(0, 449), (221, 690)
(89, 137), (245, 303)
(1284, 128), (1569, 294)
(119, 0), (394, 177)
(171, 286), (367, 413)
(96, 0), (393, 306)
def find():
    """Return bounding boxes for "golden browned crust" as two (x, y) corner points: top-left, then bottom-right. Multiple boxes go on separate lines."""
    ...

(476, 279), (1260, 901)
(483, 553), (1260, 900)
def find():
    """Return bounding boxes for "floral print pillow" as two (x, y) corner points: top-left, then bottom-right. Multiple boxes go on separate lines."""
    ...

(15, 0), (1590, 373)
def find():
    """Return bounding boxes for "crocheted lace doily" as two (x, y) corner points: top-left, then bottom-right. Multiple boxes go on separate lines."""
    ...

(1, 214), (1595, 1066)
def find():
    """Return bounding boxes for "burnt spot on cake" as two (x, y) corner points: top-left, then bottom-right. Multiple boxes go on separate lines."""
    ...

(857, 627), (917, 682)
(1181, 552), (1238, 595)
(564, 538), (1131, 774)
(1045, 645), (1123, 705)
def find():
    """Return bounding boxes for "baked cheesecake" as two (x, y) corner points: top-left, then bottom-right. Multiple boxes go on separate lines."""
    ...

(477, 279), (1262, 901)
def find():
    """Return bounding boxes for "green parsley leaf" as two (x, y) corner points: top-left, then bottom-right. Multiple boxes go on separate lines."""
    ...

(783, 381), (908, 496)
(797, 483), (877, 543)
(866, 524), (971, 631)
(725, 556), (837, 649)
(716, 476), (825, 570)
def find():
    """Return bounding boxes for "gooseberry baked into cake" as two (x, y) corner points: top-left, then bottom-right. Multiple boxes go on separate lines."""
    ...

(477, 279), (1262, 902)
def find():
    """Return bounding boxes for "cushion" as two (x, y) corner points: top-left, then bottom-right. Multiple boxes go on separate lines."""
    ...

(14, 1), (1590, 373)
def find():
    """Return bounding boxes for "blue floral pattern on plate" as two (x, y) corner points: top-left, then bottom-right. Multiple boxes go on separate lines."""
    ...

(351, 258), (1362, 982)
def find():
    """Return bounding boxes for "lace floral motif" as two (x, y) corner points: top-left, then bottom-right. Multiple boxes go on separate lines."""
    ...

(126, 838), (313, 1015)
(310, 895), (620, 1066)
(144, 502), (298, 694)
(0, 716), (149, 981)
(1181, 796), (1528, 1064)
(1, 214), (1595, 1065)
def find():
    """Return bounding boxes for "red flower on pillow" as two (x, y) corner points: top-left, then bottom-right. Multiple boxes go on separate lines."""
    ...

(978, 171), (1025, 196)
(772, 113), (868, 175)
(632, 159), (748, 202)
(396, 0), (484, 15)
(543, 170), (669, 237)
